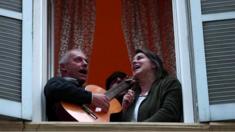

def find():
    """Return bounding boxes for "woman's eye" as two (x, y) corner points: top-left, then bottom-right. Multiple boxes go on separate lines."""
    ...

(137, 56), (143, 60)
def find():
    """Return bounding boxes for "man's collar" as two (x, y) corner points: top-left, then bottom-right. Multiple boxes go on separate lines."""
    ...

(63, 77), (85, 86)
(63, 77), (77, 82)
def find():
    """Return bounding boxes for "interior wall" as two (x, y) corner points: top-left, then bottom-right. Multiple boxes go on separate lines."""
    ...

(87, 0), (132, 88)
(53, 0), (175, 89)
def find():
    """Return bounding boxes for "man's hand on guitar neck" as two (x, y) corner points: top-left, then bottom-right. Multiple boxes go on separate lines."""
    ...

(91, 93), (110, 113)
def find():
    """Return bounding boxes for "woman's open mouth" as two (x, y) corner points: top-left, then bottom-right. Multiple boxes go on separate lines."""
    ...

(133, 64), (141, 71)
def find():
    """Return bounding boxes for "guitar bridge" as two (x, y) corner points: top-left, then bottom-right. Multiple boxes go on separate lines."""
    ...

(82, 105), (98, 120)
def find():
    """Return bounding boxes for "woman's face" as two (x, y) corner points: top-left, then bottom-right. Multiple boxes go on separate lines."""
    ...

(132, 52), (155, 78)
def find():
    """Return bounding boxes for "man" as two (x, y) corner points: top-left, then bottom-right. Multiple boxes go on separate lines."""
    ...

(44, 49), (109, 121)
(105, 71), (135, 122)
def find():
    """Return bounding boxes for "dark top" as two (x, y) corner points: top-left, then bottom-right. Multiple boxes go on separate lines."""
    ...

(121, 76), (183, 122)
(44, 77), (92, 121)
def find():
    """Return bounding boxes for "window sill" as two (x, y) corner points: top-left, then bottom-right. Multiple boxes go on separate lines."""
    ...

(0, 121), (235, 131)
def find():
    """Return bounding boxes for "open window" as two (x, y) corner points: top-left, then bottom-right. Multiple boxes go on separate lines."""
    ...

(47, 0), (195, 123)
(50, 0), (177, 88)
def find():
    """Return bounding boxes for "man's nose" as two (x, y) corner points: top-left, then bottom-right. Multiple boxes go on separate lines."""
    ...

(82, 59), (88, 66)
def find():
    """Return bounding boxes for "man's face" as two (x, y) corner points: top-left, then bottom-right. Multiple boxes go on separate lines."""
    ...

(65, 51), (88, 81)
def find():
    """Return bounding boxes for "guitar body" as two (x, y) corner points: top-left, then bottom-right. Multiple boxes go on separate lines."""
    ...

(61, 85), (122, 122)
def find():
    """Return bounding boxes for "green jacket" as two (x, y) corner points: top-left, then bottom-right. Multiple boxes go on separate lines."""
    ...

(121, 76), (183, 122)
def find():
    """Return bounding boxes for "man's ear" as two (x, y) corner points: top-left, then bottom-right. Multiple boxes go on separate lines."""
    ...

(60, 64), (67, 73)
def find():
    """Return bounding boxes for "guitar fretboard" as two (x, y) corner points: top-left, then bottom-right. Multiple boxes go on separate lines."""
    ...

(105, 80), (133, 100)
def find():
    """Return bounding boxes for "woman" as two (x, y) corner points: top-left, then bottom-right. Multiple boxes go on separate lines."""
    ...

(121, 49), (183, 122)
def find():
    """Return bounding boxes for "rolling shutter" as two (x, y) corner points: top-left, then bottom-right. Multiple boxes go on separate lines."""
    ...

(0, 15), (22, 103)
(204, 19), (235, 105)
(0, 0), (32, 120)
(190, 0), (235, 121)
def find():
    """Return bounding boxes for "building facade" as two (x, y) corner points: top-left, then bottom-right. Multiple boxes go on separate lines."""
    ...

(0, 0), (235, 130)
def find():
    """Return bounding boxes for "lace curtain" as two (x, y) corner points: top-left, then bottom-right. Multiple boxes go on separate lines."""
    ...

(54, 0), (96, 75)
(121, 0), (176, 75)
(54, 0), (175, 76)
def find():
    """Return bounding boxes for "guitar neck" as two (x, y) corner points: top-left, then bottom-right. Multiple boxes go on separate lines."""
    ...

(105, 80), (133, 100)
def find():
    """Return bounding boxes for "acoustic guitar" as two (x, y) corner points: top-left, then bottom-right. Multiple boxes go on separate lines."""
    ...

(60, 79), (134, 122)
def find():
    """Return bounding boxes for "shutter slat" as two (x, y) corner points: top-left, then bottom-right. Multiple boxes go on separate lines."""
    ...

(207, 69), (235, 77)
(0, 25), (21, 34)
(0, 58), (22, 66)
(207, 65), (235, 72)
(205, 43), (234, 52)
(205, 34), (235, 40)
(0, 62), (21, 70)
(0, 54), (21, 63)
(201, 0), (235, 14)
(0, 74), (21, 82)
(203, 19), (235, 105)
(0, 65), (21, 74)
(0, 78), (21, 86)
(204, 30), (235, 37)
(206, 51), (235, 60)
(209, 99), (235, 104)
(205, 49), (235, 56)
(0, 35), (21, 43)
(0, 84), (21, 92)
(0, 46), (22, 54)
(210, 92), (235, 98)
(0, 40), (21, 48)
(0, 70), (21, 79)
(0, 0), (22, 12)
(0, 16), (22, 102)
(0, 91), (21, 102)
(205, 38), (235, 45)
(208, 78), (234, 84)
(209, 81), (235, 88)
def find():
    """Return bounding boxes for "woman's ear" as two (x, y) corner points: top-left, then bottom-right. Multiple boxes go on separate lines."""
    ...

(151, 62), (156, 69)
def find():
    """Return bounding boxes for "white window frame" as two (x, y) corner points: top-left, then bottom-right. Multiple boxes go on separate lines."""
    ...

(189, 0), (210, 122)
(0, 0), (33, 120)
(172, 0), (195, 123)
(189, 1), (235, 122)
(32, 0), (198, 122)
(32, 0), (48, 121)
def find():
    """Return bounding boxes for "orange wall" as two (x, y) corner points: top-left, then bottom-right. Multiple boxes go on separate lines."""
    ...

(87, 0), (132, 88)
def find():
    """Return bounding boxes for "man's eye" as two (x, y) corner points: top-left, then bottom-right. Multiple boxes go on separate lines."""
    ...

(75, 57), (83, 62)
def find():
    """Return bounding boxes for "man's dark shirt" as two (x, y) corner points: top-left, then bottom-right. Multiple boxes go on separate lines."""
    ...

(44, 77), (92, 121)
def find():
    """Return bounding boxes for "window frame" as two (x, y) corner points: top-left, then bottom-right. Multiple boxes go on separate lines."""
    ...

(188, 0), (210, 122)
(0, 0), (33, 120)
(172, 0), (195, 123)
(33, 0), (197, 122)
(31, 0), (48, 121)
(189, 0), (235, 122)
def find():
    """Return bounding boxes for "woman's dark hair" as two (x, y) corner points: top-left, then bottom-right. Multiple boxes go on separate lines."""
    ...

(105, 71), (127, 90)
(135, 49), (168, 79)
